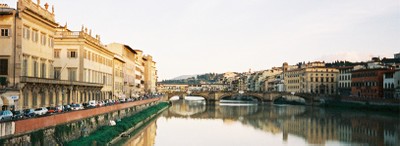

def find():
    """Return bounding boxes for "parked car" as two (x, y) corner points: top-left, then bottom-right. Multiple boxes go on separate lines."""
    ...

(47, 106), (62, 114)
(71, 104), (84, 110)
(119, 98), (126, 103)
(87, 100), (96, 108)
(23, 109), (36, 118)
(97, 101), (104, 107)
(34, 107), (48, 116)
(63, 105), (71, 112)
(12, 110), (25, 120)
(0, 110), (13, 121)
(56, 105), (64, 112)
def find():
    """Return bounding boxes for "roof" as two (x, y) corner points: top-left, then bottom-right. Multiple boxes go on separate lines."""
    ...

(123, 45), (137, 54)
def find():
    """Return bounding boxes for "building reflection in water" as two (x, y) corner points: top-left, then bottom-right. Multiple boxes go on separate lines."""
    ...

(123, 121), (157, 146)
(147, 97), (399, 146)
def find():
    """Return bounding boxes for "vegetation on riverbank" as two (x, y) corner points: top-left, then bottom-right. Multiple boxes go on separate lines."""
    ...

(65, 102), (170, 146)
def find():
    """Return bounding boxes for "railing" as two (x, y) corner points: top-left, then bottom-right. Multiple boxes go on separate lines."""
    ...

(20, 76), (103, 87)
(54, 31), (105, 47)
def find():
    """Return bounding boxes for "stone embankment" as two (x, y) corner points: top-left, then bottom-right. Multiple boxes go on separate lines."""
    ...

(1, 98), (159, 138)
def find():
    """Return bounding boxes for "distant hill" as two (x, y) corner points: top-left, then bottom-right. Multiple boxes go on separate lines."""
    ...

(161, 73), (225, 84)
(171, 75), (197, 80)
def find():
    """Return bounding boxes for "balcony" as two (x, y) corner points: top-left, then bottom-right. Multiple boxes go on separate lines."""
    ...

(20, 76), (103, 87)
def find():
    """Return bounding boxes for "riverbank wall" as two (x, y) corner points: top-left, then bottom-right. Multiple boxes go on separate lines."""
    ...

(0, 98), (160, 140)
(65, 102), (170, 146)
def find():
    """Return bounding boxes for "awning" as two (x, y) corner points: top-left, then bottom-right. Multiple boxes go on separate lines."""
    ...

(1, 96), (14, 106)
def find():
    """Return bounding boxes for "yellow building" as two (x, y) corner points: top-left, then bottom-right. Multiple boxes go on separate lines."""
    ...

(143, 55), (157, 93)
(0, 1), (60, 110)
(54, 25), (114, 104)
(284, 62), (339, 94)
(113, 54), (125, 100)
(106, 43), (141, 98)
(134, 50), (145, 94)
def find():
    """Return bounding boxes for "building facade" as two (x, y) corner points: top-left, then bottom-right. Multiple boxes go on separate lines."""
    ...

(383, 71), (395, 99)
(0, 1), (60, 110)
(143, 55), (157, 93)
(106, 43), (139, 98)
(283, 62), (339, 94)
(351, 68), (392, 99)
(113, 54), (125, 100)
(134, 50), (145, 94)
(54, 25), (114, 104)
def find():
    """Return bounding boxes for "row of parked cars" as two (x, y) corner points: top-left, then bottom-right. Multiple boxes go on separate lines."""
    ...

(0, 95), (162, 122)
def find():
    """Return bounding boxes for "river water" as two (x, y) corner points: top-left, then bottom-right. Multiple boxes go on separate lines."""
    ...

(123, 96), (400, 146)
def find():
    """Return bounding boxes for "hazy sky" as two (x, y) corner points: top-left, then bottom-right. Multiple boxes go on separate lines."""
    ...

(4, 0), (400, 79)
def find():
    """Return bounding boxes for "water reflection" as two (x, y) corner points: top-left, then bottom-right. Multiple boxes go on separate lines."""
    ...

(129, 96), (399, 146)
(123, 120), (157, 146)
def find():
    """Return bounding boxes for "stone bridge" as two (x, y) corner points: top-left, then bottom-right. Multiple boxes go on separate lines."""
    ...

(165, 91), (321, 104)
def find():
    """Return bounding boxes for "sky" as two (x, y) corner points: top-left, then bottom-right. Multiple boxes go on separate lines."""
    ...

(3, 0), (400, 80)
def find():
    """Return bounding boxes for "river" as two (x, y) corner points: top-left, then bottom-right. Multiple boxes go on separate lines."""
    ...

(123, 96), (400, 146)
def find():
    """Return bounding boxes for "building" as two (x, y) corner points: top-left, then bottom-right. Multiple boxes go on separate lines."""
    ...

(0, 1), (60, 110)
(283, 62), (339, 94)
(265, 74), (285, 92)
(106, 43), (139, 99)
(394, 68), (400, 99)
(157, 84), (188, 92)
(351, 68), (392, 99)
(337, 66), (353, 96)
(395, 53), (400, 59)
(112, 54), (125, 100)
(143, 55), (157, 93)
(383, 71), (395, 99)
(134, 50), (145, 94)
(54, 25), (114, 104)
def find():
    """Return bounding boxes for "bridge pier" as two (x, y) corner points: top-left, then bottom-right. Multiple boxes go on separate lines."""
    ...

(206, 100), (219, 105)
(179, 95), (185, 100)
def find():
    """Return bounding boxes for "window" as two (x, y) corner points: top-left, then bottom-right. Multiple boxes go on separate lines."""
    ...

(48, 36), (54, 48)
(23, 90), (29, 107)
(68, 68), (77, 81)
(67, 50), (77, 58)
(32, 92), (37, 107)
(41, 63), (46, 78)
(32, 30), (39, 42)
(41, 33), (46, 45)
(54, 49), (60, 58)
(83, 69), (87, 82)
(41, 92), (46, 106)
(0, 59), (8, 75)
(84, 50), (87, 59)
(0, 28), (10, 37)
(54, 67), (61, 79)
(23, 26), (30, 39)
(22, 59), (28, 76)
(49, 63), (54, 78)
(33, 60), (38, 77)
(49, 91), (53, 106)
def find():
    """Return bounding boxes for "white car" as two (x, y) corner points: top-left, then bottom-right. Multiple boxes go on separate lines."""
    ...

(34, 107), (48, 116)
(71, 104), (84, 110)
(88, 100), (97, 108)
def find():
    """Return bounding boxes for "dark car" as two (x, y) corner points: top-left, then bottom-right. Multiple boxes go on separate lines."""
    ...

(23, 109), (36, 118)
(63, 105), (71, 112)
(12, 110), (24, 120)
